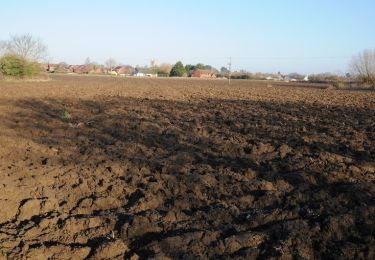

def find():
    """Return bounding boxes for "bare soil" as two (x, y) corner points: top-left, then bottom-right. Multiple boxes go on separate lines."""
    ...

(0, 75), (374, 259)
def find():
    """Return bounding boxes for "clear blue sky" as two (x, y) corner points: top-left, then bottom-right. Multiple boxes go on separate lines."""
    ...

(1, 0), (374, 74)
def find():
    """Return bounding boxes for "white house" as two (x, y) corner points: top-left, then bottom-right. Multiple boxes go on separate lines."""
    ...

(133, 72), (146, 77)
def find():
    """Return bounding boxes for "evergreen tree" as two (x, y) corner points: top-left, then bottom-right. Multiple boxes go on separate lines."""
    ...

(170, 61), (186, 77)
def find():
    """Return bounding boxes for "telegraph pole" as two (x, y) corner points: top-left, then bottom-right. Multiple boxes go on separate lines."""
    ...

(228, 57), (232, 85)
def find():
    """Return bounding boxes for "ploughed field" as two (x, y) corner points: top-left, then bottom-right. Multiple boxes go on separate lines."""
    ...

(0, 75), (374, 259)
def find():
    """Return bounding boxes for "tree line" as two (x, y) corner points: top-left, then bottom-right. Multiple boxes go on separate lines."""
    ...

(1, 34), (374, 87)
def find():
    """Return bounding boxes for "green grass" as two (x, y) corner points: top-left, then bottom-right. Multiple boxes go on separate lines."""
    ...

(61, 110), (72, 121)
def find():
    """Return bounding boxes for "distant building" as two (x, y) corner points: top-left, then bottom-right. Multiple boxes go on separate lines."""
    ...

(190, 70), (217, 78)
(132, 67), (157, 77)
(90, 66), (105, 74)
(69, 65), (90, 74)
(133, 72), (146, 77)
(114, 65), (134, 76)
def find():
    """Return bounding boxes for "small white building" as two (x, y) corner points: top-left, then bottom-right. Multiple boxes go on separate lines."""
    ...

(133, 72), (146, 77)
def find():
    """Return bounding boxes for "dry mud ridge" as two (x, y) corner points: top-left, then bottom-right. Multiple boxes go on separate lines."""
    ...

(0, 76), (374, 259)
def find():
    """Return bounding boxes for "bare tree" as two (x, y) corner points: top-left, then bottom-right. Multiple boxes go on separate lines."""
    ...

(150, 59), (158, 68)
(350, 49), (375, 88)
(105, 58), (116, 72)
(4, 34), (47, 61)
(84, 57), (91, 65)
(158, 63), (172, 74)
(150, 59), (159, 74)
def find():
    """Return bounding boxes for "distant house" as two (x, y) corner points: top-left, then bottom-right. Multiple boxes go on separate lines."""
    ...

(70, 65), (90, 74)
(89, 65), (105, 74)
(132, 67), (157, 77)
(133, 72), (146, 77)
(190, 70), (217, 78)
(115, 65), (135, 76)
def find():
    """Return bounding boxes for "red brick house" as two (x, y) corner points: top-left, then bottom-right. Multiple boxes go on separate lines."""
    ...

(190, 70), (217, 78)
(114, 65), (134, 76)
(69, 65), (91, 74)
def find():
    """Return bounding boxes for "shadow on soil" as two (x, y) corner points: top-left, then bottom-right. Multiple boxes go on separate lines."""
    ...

(2, 96), (375, 259)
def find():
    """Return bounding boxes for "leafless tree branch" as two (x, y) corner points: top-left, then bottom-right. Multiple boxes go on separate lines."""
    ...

(4, 34), (48, 61)
(350, 49), (375, 88)
(105, 58), (117, 72)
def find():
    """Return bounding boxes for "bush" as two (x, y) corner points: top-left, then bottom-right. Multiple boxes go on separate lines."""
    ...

(0, 55), (42, 78)
(170, 61), (187, 77)
(61, 110), (72, 121)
